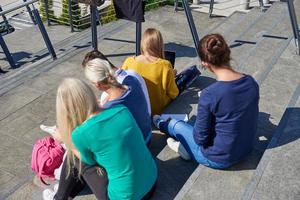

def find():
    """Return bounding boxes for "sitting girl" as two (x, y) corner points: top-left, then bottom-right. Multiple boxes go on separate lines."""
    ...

(122, 28), (179, 115)
(153, 34), (259, 169)
(50, 78), (157, 200)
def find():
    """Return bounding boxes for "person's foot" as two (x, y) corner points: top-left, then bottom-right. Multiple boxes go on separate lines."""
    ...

(152, 115), (163, 129)
(40, 125), (57, 136)
(167, 138), (191, 160)
(42, 184), (59, 200)
(43, 188), (55, 200)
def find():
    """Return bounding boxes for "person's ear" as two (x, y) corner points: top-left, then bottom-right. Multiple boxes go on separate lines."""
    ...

(201, 61), (209, 68)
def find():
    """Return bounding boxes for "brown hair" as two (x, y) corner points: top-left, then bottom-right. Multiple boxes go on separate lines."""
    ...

(141, 28), (165, 59)
(82, 50), (115, 68)
(198, 34), (231, 67)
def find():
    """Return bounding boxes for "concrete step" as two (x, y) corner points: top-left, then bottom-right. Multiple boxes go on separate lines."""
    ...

(153, 2), (300, 200)
(175, 37), (300, 200)
(236, 4), (293, 84)
(230, 2), (288, 68)
(242, 85), (300, 200)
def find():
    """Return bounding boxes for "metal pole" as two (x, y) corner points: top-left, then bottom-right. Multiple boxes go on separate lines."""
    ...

(68, 0), (74, 32)
(182, 0), (200, 57)
(0, 34), (16, 68)
(174, 0), (179, 12)
(90, 5), (98, 50)
(136, 22), (142, 55)
(23, 0), (37, 24)
(44, 0), (51, 26)
(32, 8), (57, 59)
(209, 0), (215, 18)
(0, 6), (9, 26)
(287, 0), (300, 54)
(258, 0), (264, 11)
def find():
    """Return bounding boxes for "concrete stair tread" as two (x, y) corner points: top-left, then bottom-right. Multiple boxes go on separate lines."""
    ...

(242, 90), (300, 200)
(156, 3), (300, 200)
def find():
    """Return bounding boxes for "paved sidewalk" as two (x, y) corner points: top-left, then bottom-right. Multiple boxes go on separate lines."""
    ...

(0, 6), (223, 199)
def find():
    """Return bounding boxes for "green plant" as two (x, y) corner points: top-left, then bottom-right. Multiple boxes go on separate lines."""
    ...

(59, 0), (81, 27)
(38, 0), (55, 21)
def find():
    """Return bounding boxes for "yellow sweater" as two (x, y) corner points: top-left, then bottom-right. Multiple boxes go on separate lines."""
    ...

(122, 57), (179, 115)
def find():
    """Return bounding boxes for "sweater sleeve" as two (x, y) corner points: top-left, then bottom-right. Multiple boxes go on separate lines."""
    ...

(164, 64), (179, 99)
(121, 57), (132, 70)
(72, 128), (97, 166)
(193, 90), (214, 147)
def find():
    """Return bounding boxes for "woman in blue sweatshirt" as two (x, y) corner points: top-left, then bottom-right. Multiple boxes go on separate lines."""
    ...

(153, 33), (259, 169)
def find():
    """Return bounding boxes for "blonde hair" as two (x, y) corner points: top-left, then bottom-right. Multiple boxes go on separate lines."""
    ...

(84, 58), (122, 88)
(141, 28), (165, 59)
(56, 78), (99, 176)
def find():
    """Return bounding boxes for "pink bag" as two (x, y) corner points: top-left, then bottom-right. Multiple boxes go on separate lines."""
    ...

(31, 136), (65, 185)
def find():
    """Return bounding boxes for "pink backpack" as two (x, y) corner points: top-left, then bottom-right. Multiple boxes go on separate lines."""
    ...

(31, 137), (65, 185)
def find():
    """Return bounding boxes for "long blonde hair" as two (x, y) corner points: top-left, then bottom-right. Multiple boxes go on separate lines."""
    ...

(84, 58), (123, 89)
(141, 28), (165, 59)
(56, 78), (99, 176)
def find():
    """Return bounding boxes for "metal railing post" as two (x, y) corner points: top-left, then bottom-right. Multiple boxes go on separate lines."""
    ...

(287, 0), (300, 55)
(23, 0), (37, 24)
(182, 0), (200, 57)
(258, 0), (265, 11)
(0, 34), (16, 68)
(90, 5), (98, 50)
(32, 8), (57, 59)
(0, 6), (9, 26)
(43, 0), (51, 26)
(209, 0), (215, 18)
(68, 0), (74, 32)
(136, 22), (142, 56)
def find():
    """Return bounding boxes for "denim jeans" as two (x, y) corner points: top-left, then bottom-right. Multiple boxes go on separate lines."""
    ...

(159, 119), (231, 169)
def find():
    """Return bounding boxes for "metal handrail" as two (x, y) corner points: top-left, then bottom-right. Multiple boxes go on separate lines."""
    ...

(287, 0), (300, 55)
(0, 0), (38, 16)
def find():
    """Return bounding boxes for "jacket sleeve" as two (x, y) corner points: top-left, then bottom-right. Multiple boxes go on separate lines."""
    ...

(72, 129), (97, 166)
(193, 90), (214, 147)
(164, 64), (179, 99)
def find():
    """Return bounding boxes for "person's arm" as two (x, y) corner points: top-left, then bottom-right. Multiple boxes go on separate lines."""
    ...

(164, 64), (179, 99)
(72, 129), (97, 166)
(193, 91), (214, 147)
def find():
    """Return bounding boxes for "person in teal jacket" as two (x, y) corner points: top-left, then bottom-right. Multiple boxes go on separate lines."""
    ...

(53, 78), (157, 200)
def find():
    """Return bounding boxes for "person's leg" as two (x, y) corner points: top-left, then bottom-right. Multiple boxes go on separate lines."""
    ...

(54, 158), (86, 200)
(80, 162), (108, 200)
(159, 119), (231, 169)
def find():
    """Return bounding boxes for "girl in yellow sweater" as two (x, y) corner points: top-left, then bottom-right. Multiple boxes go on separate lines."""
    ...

(122, 28), (179, 115)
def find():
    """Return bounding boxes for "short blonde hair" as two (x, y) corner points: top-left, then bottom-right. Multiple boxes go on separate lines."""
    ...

(84, 58), (122, 88)
(56, 78), (99, 175)
(141, 28), (165, 59)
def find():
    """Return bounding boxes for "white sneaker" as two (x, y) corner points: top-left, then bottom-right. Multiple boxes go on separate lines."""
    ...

(40, 125), (57, 137)
(43, 188), (55, 200)
(53, 183), (59, 193)
(167, 138), (191, 160)
(152, 115), (163, 129)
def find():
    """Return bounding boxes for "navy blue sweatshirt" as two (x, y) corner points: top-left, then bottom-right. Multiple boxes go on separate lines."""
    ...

(193, 75), (259, 165)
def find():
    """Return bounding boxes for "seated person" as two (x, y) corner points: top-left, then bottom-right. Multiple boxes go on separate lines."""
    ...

(153, 34), (260, 169)
(122, 28), (179, 115)
(84, 58), (152, 143)
(82, 50), (151, 116)
(50, 78), (157, 200)
(42, 52), (152, 143)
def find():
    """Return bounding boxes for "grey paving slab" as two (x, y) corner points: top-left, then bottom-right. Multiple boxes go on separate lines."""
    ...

(0, 85), (43, 121)
(243, 106), (300, 200)
(0, 24), (76, 70)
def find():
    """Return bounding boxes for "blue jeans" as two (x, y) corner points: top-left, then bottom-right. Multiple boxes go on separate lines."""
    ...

(159, 119), (231, 169)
